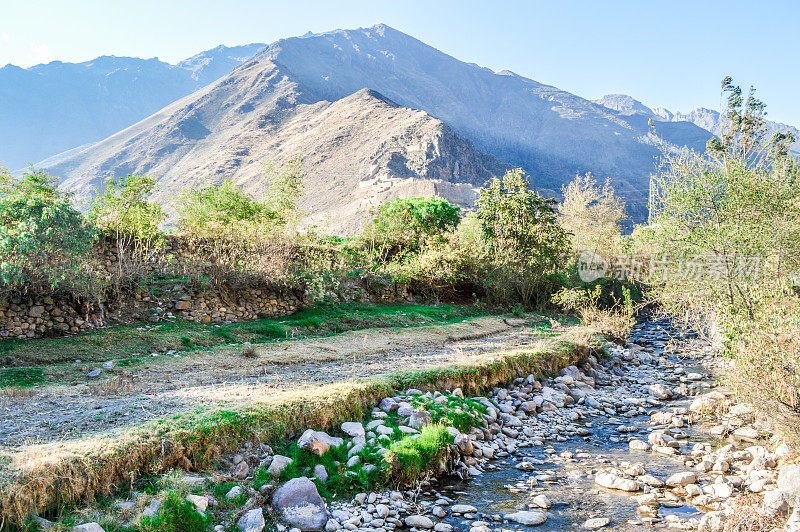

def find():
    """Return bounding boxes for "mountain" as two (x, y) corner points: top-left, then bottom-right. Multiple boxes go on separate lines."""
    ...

(594, 94), (800, 154)
(44, 25), (717, 226)
(49, 61), (506, 233)
(0, 43), (265, 170)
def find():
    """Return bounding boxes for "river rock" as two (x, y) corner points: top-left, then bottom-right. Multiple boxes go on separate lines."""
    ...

(451, 504), (478, 514)
(690, 391), (726, 414)
(595, 470), (640, 492)
(647, 383), (671, 400)
(629, 439), (651, 451)
(237, 508), (265, 532)
(667, 471), (698, 487)
(505, 510), (547, 526)
(298, 430), (343, 456)
(697, 510), (726, 532)
(268, 455), (294, 477)
(409, 410), (432, 429)
(405, 515), (434, 528)
(272, 477), (327, 530)
(732, 427), (759, 443)
(583, 517), (611, 529)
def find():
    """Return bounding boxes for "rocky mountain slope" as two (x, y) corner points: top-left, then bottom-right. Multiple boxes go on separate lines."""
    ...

(48, 56), (507, 233)
(595, 93), (800, 154)
(43, 25), (716, 226)
(0, 43), (265, 170)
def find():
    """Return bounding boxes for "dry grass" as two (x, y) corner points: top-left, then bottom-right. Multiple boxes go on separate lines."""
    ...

(87, 376), (140, 396)
(724, 494), (786, 531)
(0, 322), (597, 527)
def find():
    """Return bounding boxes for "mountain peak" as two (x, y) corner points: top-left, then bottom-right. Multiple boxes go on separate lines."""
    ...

(593, 94), (655, 116)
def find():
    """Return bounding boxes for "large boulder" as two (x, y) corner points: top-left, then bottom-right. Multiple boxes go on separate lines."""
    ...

(273, 477), (328, 531)
(778, 465), (800, 502)
(298, 430), (343, 456)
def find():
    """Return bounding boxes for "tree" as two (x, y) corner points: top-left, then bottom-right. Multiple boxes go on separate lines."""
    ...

(362, 196), (461, 257)
(0, 167), (96, 294)
(264, 157), (304, 221)
(476, 168), (569, 304)
(91, 174), (166, 287)
(558, 173), (626, 259)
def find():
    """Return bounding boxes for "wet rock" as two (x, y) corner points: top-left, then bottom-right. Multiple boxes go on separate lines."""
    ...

(452, 504), (478, 514)
(666, 471), (698, 487)
(505, 510), (547, 526)
(237, 508), (265, 532)
(583, 517), (611, 529)
(272, 477), (327, 531)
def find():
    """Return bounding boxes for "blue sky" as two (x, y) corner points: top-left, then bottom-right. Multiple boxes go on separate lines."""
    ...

(2, 0), (798, 125)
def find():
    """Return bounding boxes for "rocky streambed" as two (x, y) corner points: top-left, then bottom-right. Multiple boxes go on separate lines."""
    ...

(58, 317), (800, 532)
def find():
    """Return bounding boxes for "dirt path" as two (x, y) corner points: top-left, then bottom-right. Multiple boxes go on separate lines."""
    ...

(0, 315), (560, 451)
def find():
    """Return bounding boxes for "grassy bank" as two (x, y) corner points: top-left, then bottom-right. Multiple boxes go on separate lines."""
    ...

(0, 303), (489, 383)
(0, 319), (596, 528)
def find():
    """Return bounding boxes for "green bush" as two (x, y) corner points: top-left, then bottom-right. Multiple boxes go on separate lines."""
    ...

(0, 167), (97, 295)
(362, 196), (461, 257)
(90, 174), (165, 287)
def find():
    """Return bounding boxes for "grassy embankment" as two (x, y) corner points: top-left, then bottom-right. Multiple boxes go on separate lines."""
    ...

(0, 306), (596, 529)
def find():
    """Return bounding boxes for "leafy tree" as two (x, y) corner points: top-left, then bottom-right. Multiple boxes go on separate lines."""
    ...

(0, 167), (96, 294)
(646, 77), (800, 417)
(558, 173), (626, 259)
(476, 168), (569, 304)
(91, 174), (165, 287)
(362, 196), (461, 256)
(264, 157), (304, 220)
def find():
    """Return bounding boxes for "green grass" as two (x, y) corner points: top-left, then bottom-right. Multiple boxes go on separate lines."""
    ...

(0, 367), (44, 388)
(384, 425), (452, 484)
(0, 303), (490, 373)
(139, 491), (207, 532)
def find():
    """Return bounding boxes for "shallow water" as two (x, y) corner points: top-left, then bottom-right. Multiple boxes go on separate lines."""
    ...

(420, 320), (717, 530)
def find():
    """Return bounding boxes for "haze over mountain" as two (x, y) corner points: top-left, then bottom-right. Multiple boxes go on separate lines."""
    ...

(594, 94), (800, 154)
(0, 43), (265, 170)
(36, 24), (723, 229)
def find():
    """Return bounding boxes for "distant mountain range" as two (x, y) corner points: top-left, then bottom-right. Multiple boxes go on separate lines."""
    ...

(593, 94), (800, 154)
(3, 25), (797, 230)
(0, 43), (265, 170)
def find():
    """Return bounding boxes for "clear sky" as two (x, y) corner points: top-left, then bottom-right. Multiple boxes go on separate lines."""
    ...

(2, 0), (798, 125)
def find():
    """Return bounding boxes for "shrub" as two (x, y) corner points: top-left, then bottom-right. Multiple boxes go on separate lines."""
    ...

(0, 167), (97, 295)
(90, 174), (165, 287)
(476, 168), (569, 305)
(362, 196), (461, 257)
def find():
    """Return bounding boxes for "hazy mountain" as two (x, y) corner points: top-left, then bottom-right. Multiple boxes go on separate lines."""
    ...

(48, 59), (507, 233)
(0, 43), (265, 170)
(43, 25), (717, 226)
(594, 94), (800, 154)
